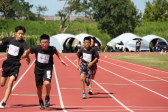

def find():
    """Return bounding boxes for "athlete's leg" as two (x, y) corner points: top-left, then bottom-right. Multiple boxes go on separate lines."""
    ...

(0, 77), (8, 87)
(3, 75), (15, 102)
(44, 80), (51, 107)
(37, 86), (43, 100)
(44, 81), (51, 96)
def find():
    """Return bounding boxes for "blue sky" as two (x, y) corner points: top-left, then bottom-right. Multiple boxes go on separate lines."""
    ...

(25, 0), (153, 16)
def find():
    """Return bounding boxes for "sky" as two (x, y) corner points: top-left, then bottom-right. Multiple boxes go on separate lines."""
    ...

(25, 0), (153, 16)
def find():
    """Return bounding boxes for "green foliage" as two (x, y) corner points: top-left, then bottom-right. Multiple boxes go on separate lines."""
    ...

(90, 0), (141, 38)
(143, 0), (168, 21)
(0, 19), (168, 50)
(0, 0), (35, 20)
(134, 20), (168, 39)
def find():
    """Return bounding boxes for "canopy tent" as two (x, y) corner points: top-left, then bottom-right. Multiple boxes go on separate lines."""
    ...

(125, 39), (149, 51)
(142, 35), (168, 45)
(105, 33), (145, 52)
(50, 34), (77, 53)
(50, 33), (102, 53)
(50, 37), (62, 53)
(75, 34), (102, 47)
(142, 35), (168, 52)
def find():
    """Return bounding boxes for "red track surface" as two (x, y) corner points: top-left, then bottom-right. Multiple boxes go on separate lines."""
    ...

(0, 52), (168, 112)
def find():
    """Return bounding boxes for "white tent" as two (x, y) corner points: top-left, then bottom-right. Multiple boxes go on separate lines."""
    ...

(50, 37), (62, 53)
(142, 35), (168, 45)
(75, 34), (102, 46)
(50, 33), (102, 53)
(125, 39), (149, 51)
(50, 34), (77, 53)
(106, 33), (147, 52)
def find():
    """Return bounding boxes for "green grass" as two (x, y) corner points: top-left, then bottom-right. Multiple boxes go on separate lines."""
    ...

(0, 52), (6, 54)
(109, 54), (168, 71)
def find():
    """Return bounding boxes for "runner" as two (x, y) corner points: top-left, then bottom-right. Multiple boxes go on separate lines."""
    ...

(76, 36), (99, 99)
(88, 36), (99, 95)
(0, 26), (30, 109)
(22, 34), (68, 109)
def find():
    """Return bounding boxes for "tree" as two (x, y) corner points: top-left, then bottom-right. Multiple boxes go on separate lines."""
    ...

(56, 0), (92, 33)
(0, 0), (34, 20)
(0, 0), (13, 19)
(143, 0), (168, 21)
(36, 5), (48, 17)
(90, 0), (141, 38)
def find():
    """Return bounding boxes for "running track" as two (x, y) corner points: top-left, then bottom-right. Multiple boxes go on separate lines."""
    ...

(0, 52), (168, 112)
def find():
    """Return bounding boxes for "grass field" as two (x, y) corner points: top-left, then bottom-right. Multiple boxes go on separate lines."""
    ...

(109, 54), (168, 71)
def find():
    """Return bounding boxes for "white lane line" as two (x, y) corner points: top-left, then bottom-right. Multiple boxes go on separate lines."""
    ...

(105, 56), (168, 73)
(53, 65), (67, 112)
(65, 56), (133, 112)
(0, 60), (35, 103)
(100, 59), (168, 82)
(98, 65), (168, 100)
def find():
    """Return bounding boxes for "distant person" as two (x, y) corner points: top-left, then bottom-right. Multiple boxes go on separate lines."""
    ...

(77, 41), (81, 52)
(22, 34), (68, 109)
(0, 26), (30, 109)
(134, 39), (141, 55)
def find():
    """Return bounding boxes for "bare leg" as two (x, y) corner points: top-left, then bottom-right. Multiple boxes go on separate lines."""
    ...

(3, 76), (15, 103)
(44, 81), (51, 96)
(0, 77), (8, 87)
(37, 86), (43, 100)
(80, 74), (85, 93)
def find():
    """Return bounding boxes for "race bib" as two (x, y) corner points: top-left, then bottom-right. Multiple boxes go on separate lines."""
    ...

(37, 53), (49, 63)
(8, 44), (20, 56)
(83, 53), (92, 62)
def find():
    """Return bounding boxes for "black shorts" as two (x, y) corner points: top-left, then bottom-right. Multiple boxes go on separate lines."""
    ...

(136, 46), (140, 51)
(80, 62), (93, 78)
(34, 66), (53, 88)
(2, 59), (21, 81)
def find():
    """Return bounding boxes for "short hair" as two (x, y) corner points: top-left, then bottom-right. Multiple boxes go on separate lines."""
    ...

(15, 26), (26, 33)
(84, 36), (91, 42)
(91, 36), (96, 43)
(40, 34), (50, 41)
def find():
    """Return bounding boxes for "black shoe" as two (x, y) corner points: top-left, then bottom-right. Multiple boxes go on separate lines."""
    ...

(0, 102), (6, 109)
(39, 100), (45, 110)
(45, 96), (50, 107)
(88, 90), (93, 95)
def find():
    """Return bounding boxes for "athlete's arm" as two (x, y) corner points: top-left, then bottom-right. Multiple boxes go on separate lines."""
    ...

(55, 50), (68, 66)
(87, 57), (98, 68)
(0, 41), (3, 45)
(22, 49), (31, 64)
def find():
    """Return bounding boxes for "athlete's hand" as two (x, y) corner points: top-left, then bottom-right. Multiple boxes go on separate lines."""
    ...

(61, 61), (69, 66)
(76, 65), (80, 70)
(87, 62), (93, 68)
(26, 58), (30, 65)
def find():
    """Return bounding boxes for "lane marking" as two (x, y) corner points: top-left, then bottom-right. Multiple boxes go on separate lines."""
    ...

(53, 65), (67, 112)
(100, 59), (168, 83)
(98, 65), (168, 100)
(105, 57), (168, 73)
(0, 60), (35, 103)
(65, 56), (134, 112)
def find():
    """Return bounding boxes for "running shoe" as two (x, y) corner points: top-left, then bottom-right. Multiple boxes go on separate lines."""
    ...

(82, 93), (87, 99)
(45, 96), (50, 107)
(39, 100), (45, 110)
(0, 102), (6, 109)
(88, 90), (93, 95)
